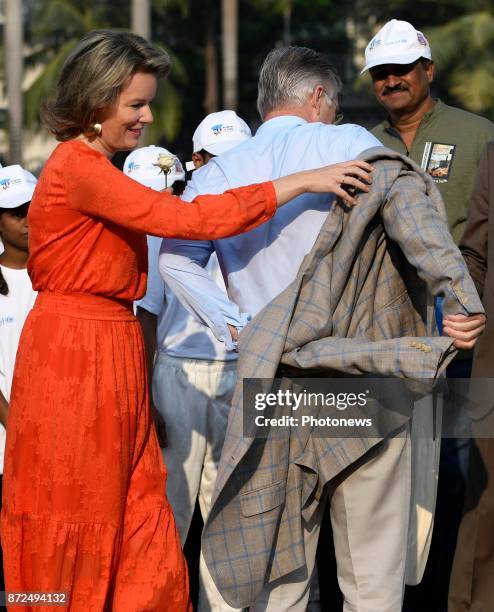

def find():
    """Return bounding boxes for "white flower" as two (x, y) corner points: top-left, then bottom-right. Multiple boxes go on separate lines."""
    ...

(153, 153), (177, 173)
(153, 153), (177, 188)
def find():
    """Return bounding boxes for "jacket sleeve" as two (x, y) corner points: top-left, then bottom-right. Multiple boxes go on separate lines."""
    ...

(458, 143), (492, 299)
(380, 168), (484, 317)
(281, 335), (456, 380)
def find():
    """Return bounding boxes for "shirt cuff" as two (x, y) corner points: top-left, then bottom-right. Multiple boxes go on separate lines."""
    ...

(134, 298), (160, 316)
(223, 312), (251, 329)
(218, 327), (237, 352)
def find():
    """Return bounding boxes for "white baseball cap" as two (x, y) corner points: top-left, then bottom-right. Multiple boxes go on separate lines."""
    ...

(123, 145), (185, 191)
(192, 110), (252, 156)
(361, 19), (431, 74)
(0, 164), (37, 209)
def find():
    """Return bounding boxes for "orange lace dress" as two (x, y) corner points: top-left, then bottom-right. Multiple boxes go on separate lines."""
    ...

(1, 140), (276, 611)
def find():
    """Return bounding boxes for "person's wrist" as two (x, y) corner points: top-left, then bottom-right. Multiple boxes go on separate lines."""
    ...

(227, 323), (239, 341)
(300, 169), (312, 194)
(227, 323), (239, 352)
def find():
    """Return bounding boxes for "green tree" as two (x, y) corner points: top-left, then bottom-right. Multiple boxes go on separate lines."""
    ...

(153, 0), (220, 117)
(355, 0), (467, 27)
(426, 8), (494, 118)
(24, 0), (187, 142)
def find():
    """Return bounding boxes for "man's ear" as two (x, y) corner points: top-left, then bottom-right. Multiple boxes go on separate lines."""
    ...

(426, 60), (435, 84)
(310, 85), (325, 119)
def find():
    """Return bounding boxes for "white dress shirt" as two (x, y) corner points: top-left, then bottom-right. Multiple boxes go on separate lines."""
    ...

(159, 116), (382, 330)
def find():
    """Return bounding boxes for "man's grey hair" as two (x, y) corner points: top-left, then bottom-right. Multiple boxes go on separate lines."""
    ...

(257, 46), (342, 119)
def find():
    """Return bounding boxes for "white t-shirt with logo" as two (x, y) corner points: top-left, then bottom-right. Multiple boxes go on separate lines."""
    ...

(0, 265), (37, 473)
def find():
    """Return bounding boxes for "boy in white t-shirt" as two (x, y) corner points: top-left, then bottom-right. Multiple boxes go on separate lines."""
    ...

(0, 164), (37, 482)
(0, 164), (37, 594)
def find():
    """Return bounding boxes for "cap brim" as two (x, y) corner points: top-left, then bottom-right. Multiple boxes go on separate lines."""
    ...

(136, 177), (167, 191)
(360, 51), (431, 74)
(203, 138), (248, 156)
(132, 175), (186, 190)
(0, 190), (35, 209)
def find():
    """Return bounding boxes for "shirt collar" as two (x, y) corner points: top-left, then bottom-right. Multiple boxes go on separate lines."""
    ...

(383, 98), (443, 131)
(256, 115), (308, 136)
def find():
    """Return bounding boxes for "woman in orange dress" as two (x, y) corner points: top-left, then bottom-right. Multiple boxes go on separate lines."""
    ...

(0, 30), (372, 612)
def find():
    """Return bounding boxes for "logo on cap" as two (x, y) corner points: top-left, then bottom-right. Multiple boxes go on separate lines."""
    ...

(211, 123), (235, 136)
(0, 177), (21, 190)
(417, 33), (428, 46)
(369, 37), (381, 51)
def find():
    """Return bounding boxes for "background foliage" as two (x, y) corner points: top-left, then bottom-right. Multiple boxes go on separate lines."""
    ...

(7, 0), (494, 163)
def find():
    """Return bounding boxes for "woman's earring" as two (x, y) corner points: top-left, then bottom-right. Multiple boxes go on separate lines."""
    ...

(91, 123), (102, 136)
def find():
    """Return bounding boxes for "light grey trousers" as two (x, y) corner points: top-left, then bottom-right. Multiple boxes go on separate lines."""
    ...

(153, 353), (241, 612)
(251, 428), (411, 612)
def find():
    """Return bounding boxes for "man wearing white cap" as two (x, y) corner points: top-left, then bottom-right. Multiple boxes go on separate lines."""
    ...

(125, 121), (251, 612)
(0, 164), (38, 590)
(363, 19), (494, 605)
(363, 18), (494, 244)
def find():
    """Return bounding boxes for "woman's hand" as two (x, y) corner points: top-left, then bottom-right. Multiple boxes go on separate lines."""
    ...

(305, 160), (373, 205)
(272, 160), (373, 208)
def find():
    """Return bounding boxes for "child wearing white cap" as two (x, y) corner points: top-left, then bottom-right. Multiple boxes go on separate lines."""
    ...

(186, 110), (252, 171)
(123, 144), (186, 194)
(0, 164), (38, 590)
(123, 145), (186, 446)
(0, 165), (37, 434)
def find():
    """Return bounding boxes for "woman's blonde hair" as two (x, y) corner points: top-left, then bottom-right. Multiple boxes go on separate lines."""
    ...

(42, 30), (171, 141)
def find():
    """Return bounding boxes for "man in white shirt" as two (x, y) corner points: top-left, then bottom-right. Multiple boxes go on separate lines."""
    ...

(158, 46), (416, 611)
(126, 114), (251, 612)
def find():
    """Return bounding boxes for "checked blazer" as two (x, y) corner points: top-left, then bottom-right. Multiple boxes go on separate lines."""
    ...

(201, 147), (484, 608)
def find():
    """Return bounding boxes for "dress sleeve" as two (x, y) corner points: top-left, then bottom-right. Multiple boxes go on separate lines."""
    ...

(64, 142), (276, 240)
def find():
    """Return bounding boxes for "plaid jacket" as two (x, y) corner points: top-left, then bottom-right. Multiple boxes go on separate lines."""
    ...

(201, 148), (484, 608)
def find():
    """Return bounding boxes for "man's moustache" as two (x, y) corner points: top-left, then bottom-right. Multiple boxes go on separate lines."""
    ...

(383, 86), (408, 95)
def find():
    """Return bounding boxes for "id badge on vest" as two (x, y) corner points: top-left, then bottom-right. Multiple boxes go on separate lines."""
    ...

(421, 142), (456, 183)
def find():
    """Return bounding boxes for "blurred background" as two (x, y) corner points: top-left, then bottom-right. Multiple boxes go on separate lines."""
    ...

(1, 0), (494, 172)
